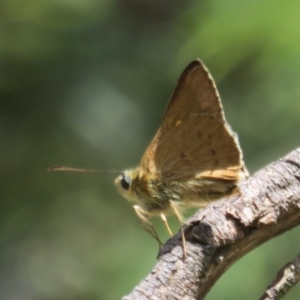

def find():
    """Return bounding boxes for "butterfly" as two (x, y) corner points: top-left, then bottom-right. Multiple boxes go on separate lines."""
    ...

(50, 59), (248, 259)
(114, 59), (248, 258)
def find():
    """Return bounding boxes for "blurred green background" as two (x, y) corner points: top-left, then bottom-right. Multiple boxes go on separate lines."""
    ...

(2, 0), (300, 299)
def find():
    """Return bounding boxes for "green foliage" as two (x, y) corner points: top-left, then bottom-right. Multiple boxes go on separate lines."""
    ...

(1, 1), (300, 299)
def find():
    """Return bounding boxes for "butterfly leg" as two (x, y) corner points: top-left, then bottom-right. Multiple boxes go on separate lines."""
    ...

(160, 213), (173, 236)
(169, 201), (186, 259)
(133, 205), (163, 247)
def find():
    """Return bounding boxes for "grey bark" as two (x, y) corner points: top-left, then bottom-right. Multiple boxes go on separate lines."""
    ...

(122, 148), (300, 300)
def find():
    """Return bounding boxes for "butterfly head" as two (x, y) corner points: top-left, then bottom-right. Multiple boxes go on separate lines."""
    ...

(115, 168), (139, 203)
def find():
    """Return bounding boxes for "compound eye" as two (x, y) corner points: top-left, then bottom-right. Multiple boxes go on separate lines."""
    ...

(120, 174), (131, 190)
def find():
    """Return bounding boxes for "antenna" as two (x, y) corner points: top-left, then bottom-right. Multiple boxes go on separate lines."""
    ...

(48, 166), (122, 174)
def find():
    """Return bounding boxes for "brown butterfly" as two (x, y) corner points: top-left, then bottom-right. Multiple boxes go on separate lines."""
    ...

(50, 59), (248, 258)
(114, 59), (248, 256)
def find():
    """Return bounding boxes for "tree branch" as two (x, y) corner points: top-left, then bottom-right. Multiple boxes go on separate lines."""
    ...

(259, 252), (300, 300)
(122, 148), (300, 300)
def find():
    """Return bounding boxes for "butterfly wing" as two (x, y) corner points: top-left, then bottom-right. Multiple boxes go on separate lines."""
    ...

(139, 60), (248, 182)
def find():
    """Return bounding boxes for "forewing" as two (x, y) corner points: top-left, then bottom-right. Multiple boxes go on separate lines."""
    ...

(139, 60), (248, 182)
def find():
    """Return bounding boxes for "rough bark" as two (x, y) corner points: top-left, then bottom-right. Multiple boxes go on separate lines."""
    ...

(259, 252), (300, 300)
(122, 148), (300, 300)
